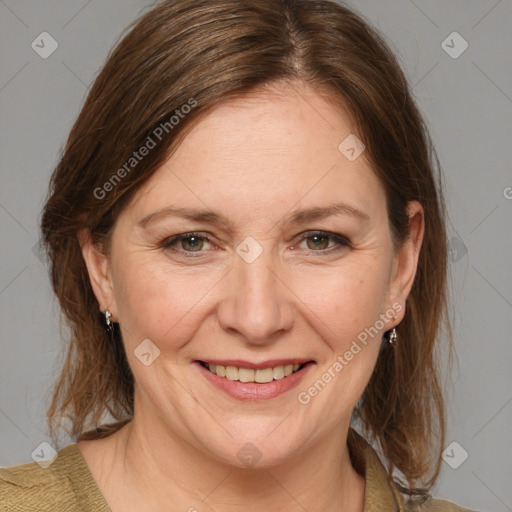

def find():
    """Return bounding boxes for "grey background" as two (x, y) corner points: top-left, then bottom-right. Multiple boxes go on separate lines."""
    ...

(0, 1), (511, 511)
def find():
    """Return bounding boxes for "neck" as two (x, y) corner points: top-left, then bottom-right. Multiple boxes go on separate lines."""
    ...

(107, 409), (365, 511)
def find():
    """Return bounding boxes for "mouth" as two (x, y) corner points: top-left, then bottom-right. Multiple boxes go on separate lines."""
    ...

(194, 359), (315, 401)
(198, 361), (308, 383)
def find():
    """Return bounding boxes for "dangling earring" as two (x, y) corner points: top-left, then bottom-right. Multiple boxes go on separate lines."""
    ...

(104, 309), (114, 334)
(388, 327), (397, 345)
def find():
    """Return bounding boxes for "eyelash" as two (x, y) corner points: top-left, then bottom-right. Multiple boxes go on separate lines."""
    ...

(160, 230), (351, 258)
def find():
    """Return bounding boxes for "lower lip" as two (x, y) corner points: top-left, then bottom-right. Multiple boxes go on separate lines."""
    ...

(195, 361), (315, 401)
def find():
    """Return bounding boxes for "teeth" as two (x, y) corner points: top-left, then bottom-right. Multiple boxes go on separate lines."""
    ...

(255, 368), (274, 383)
(238, 368), (255, 382)
(273, 366), (284, 380)
(225, 366), (239, 380)
(204, 362), (304, 383)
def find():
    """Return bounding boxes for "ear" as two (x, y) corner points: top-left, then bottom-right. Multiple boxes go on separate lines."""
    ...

(77, 228), (117, 320)
(386, 200), (424, 325)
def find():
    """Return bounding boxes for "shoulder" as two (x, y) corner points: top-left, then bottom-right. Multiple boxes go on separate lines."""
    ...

(0, 444), (110, 512)
(348, 428), (481, 512)
(0, 457), (65, 511)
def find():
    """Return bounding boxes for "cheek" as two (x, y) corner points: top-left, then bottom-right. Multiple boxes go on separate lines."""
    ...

(292, 258), (391, 343)
(293, 263), (390, 407)
(112, 253), (225, 348)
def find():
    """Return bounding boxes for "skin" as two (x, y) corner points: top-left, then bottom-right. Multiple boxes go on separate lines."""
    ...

(78, 81), (424, 512)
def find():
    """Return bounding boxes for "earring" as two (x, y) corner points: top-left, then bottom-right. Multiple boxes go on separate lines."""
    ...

(388, 327), (397, 345)
(104, 309), (114, 334)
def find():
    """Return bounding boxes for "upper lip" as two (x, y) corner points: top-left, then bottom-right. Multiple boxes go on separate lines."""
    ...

(197, 359), (314, 369)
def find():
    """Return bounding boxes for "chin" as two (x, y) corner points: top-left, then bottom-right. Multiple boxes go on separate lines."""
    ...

(195, 422), (311, 470)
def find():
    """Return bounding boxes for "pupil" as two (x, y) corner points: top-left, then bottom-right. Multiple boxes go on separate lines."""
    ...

(186, 236), (201, 250)
(310, 235), (327, 249)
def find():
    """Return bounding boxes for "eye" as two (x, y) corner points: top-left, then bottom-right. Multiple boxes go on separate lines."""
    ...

(294, 230), (351, 254)
(161, 230), (351, 258)
(161, 232), (214, 256)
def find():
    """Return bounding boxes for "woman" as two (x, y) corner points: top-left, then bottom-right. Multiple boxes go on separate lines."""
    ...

(0, 0), (479, 510)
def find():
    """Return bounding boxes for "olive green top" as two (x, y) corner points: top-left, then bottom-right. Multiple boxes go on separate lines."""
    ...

(0, 428), (479, 511)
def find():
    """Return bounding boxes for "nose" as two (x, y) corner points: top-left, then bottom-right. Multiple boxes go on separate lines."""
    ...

(216, 243), (294, 346)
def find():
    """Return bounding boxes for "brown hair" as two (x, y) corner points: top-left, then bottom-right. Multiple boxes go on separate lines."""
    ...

(41, 0), (452, 494)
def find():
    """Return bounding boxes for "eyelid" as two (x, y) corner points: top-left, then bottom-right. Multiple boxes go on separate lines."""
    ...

(294, 230), (351, 247)
(161, 231), (214, 250)
(161, 230), (351, 257)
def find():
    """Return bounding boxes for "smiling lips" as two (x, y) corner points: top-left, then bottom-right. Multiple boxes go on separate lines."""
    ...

(195, 358), (315, 400)
(196, 359), (315, 400)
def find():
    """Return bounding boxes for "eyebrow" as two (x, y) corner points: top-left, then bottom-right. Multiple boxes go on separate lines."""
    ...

(138, 201), (370, 229)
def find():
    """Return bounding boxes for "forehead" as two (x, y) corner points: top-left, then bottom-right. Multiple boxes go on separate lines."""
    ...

(176, 83), (359, 167)
(126, 83), (386, 225)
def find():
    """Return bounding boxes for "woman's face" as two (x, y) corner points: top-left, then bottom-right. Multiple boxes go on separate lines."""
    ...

(83, 82), (423, 467)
